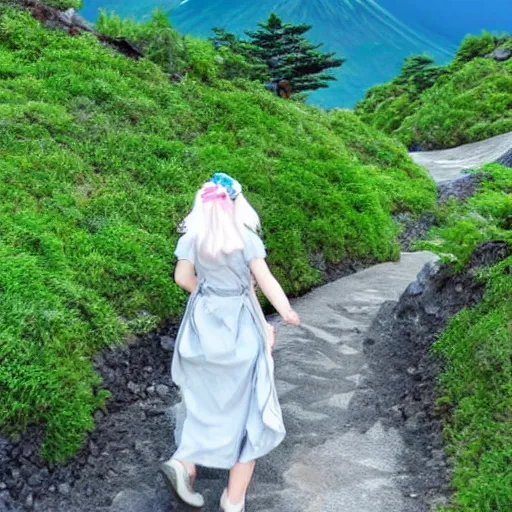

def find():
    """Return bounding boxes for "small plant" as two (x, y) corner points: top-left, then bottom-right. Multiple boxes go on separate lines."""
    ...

(45, 0), (83, 10)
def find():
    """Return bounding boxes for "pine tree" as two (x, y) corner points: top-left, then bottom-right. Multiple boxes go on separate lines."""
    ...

(245, 13), (344, 93)
(209, 27), (269, 81)
(394, 55), (447, 97)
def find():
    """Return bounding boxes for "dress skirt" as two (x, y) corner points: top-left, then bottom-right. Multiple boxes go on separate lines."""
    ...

(171, 282), (286, 469)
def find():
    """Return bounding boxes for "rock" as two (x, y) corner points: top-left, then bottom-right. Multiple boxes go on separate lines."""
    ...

(159, 336), (174, 351)
(10, 446), (21, 459)
(134, 440), (154, 459)
(396, 211), (437, 251)
(22, 445), (33, 458)
(155, 385), (170, 398)
(146, 385), (156, 396)
(88, 440), (100, 458)
(59, 8), (75, 25)
(496, 148), (512, 168)
(27, 474), (42, 488)
(468, 240), (510, 268)
(127, 381), (140, 394)
(405, 279), (424, 296)
(57, 483), (70, 496)
(24, 492), (34, 509)
(437, 172), (490, 204)
(110, 488), (157, 512)
(425, 305), (440, 316)
(93, 410), (105, 423)
(486, 47), (512, 62)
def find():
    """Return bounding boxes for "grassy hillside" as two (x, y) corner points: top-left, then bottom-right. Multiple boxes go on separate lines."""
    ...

(356, 32), (512, 149)
(416, 166), (512, 511)
(0, 3), (435, 461)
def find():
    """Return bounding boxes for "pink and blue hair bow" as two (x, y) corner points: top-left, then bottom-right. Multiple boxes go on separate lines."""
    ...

(211, 172), (242, 200)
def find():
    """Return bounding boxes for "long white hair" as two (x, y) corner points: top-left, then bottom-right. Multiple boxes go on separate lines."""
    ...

(179, 181), (260, 259)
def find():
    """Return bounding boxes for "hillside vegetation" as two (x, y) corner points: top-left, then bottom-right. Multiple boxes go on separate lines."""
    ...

(356, 32), (512, 149)
(417, 166), (512, 511)
(0, 3), (435, 461)
(80, 0), (454, 108)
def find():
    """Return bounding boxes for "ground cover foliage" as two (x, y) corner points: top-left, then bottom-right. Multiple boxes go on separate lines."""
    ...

(356, 32), (512, 149)
(0, 3), (435, 462)
(417, 166), (512, 511)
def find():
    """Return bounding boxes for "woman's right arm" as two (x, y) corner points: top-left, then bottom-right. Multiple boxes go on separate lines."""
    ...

(250, 258), (300, 325)
(174, 260), (197, 293)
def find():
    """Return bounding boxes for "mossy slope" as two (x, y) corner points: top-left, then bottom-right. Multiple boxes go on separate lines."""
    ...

(417, 166), (512, 511)
(356, 32), (512, 149)
(0, 4), (435, 461)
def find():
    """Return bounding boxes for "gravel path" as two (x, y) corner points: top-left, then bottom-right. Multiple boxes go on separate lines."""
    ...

(410, 131), (512, 182)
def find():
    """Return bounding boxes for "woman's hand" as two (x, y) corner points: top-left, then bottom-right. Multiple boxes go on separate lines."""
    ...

(282, 308), (300, 326)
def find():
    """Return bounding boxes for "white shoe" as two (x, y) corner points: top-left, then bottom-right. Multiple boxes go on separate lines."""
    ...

(220, 488), (245, 512)
(159, 459), (204, 508)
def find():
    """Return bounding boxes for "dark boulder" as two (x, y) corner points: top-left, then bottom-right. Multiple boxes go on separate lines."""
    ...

(485, 47), (512, 62)
(437, 172), (492, 204)
(496, 147), (512, 168)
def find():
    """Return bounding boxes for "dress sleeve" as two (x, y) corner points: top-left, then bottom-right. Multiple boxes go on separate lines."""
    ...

(174, 234), (196, 264)
(243, 229), (267, 264)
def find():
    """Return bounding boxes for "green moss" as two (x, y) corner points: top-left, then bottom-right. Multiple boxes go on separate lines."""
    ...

(416, 165), (512, 511)
(0, 6), (435, 461)
(45, 0), (83, 9)
(398, 58), (512, 148)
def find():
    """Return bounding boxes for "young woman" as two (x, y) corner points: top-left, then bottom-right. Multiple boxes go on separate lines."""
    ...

(160, 173), (300, 512)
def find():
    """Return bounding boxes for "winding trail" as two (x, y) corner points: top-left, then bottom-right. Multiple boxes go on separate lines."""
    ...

(12, 133), (507, 512)
(410, 131), (512, 183)
(109, 253), (437, 512)
(110, 134), (512, 512)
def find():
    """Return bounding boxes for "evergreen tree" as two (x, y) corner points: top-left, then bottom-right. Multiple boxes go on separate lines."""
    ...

(394, 55), (447, 97)
(245, 13), (344, 93)
(209, 27), (269, 81)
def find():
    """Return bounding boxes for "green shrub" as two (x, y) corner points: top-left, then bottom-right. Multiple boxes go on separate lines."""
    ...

(0, 6), (435, 461)
(45, 0), (82, 10)
(96, 9), (189, 75)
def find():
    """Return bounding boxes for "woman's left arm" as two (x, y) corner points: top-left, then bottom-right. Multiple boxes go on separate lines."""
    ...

(251, 273), (276, 352)
(174, 260), (197, 293)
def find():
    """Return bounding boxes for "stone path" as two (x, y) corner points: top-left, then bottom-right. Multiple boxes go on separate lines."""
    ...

(410, 131), (512, 182)
(110, 252), (437, 512)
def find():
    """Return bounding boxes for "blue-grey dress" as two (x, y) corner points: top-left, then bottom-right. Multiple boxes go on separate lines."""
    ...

(171, 228), (286, 469)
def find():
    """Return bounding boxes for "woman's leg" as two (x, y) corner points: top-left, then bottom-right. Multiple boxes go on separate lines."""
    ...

(227, 460), (256, 505)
